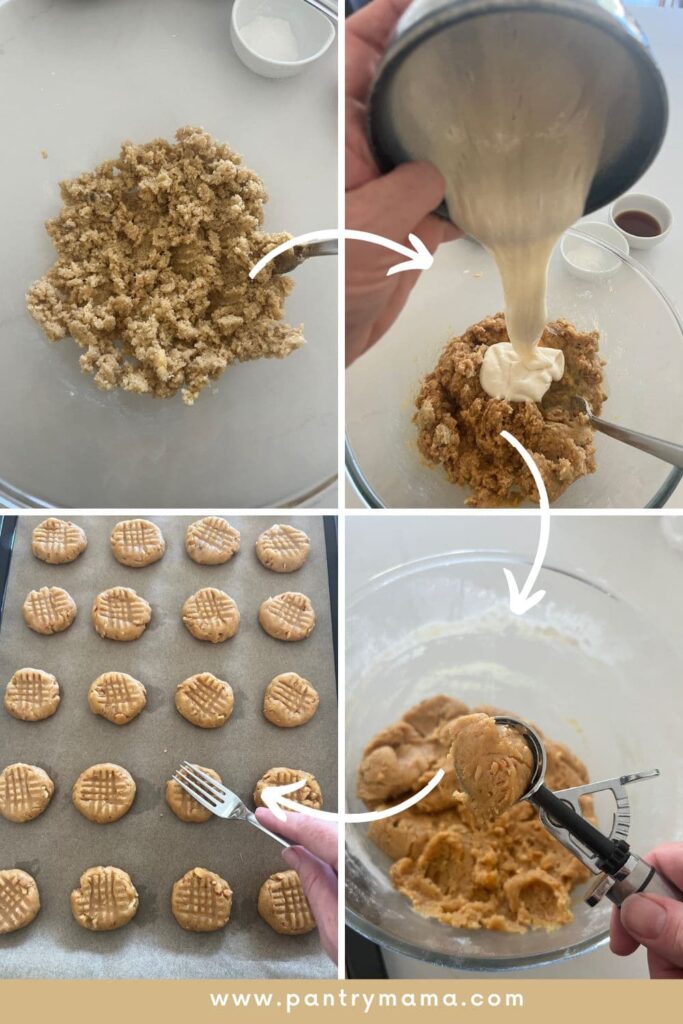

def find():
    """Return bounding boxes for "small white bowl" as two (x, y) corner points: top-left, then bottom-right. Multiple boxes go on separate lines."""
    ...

(609, 192), (673, 250)
(231, 0), (335, 80)
(560, 221), (629, 282)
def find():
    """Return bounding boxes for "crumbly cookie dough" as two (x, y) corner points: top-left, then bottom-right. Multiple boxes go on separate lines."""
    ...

(263, 672), (319, 728)
(175, 672), (234, 729)
(172, 868), (232, 932)
(358, 696), (592, 933)
(92, 587), (152, 641)
(110, 519), (165, 567)
(23, 586), (77, 635)
(4, 667), (61, 721)
(448, 713), (534, 821)
(258, 592), (316, 641)
(258, 870), (316, 935)
(0, 869), (41, 934)
(185, 517), (241, 565)
(253, 767), (323, 810)
(88, 672), (147, 725)
(256, 524), (310, 573)
(414, 314), (606, 507)
(166, 765), (222, 823)
(70, 866), (139, 931)
(26, 126), (304, 405)
(72, 763), (136, 823)
(181, 588), (240, 643)
(32, 517), (87, 564)
(0, 763), (54, 822)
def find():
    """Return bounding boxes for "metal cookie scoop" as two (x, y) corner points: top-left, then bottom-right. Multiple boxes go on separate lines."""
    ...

(494, 716), (682, 908)
(272, 239), (339, 275)
(573, 396), (683, 471)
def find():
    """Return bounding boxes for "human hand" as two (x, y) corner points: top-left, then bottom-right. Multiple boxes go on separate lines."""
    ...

(255, 807), (338, 964)
(346, 0), (461, 365)
(610, 843), (683, 979)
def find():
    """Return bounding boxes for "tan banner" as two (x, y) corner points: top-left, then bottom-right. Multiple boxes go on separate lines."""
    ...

(0, 979), (679, 1023)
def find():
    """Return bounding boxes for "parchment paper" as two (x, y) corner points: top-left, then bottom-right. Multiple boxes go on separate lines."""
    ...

(0, 516), (337, 978)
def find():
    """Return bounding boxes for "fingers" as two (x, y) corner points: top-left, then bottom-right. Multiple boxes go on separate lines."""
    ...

(619, 893), (683, 975)
(346, 0), (414, 103)
(610, 904), (641, 957)
(255, 807), (338, 870)
(282, 846), (338, 965)
(644, 843), (683, 892)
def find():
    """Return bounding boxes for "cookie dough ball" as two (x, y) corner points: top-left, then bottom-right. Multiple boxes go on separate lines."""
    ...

(166, 765), (222, 822)
(448, 712), (534, 820)
(0, 763), (54, 822)
(0, 869), (41, 934)
(88, 672), (147, 725)
(4, 667), (61, 721)
(175, 673), (234, 729)
(23, 586), (77, 635)
(256, 524), (310, 573)
(72, 763), (136, 823)
(111, 519), (165, 567)
(181, 588), (240, 643)
(263, 673), (319, 728)
(185, 517), (240, 565)
(258, 592), (315, 641)
(70, 866), (139, 931)
(258, 870), (316, 935)
(172, 868), (232, 932)
(253, 768), (322, 810)
(92, 587), (152, 641)
(32, 517), (87, 564)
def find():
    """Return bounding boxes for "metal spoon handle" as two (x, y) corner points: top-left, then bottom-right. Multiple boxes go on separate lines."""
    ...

(590, 414), (683, 470)
(302, 0), (338, 21)
(245, 810), (291, 848)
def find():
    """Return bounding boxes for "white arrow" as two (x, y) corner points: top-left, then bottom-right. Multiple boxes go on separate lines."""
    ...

(261, 768), (445, 823)
(248, 228), (433, 280)
(500, 430), (550, 616)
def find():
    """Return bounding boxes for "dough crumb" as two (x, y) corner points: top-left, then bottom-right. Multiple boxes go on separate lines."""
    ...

(27, 126), (304, 405)
(414, 313), (606, 506)
(40, 149), (49, 160)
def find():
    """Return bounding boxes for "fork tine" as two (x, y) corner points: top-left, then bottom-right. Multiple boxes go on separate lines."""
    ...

(172, 772), (218, 810)
(180, 762), (227, 798)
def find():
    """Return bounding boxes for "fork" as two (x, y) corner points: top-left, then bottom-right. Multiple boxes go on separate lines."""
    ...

(172, 762), (291, 848)
(572, 395), (683, 470)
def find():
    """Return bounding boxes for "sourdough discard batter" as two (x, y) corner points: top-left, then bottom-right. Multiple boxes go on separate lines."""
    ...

(358, 697), (592, 933)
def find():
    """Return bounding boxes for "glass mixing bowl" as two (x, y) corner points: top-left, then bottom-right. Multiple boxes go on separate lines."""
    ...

(346, 230), (683, 508)
(345, 552), (683, 971)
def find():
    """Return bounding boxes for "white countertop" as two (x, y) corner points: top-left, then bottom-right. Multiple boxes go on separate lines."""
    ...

(346, 511), (683, 978)
(346, 7), (683, 509)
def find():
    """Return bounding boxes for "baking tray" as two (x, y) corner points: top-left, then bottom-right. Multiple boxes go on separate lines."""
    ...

(0, 515), (337, 979)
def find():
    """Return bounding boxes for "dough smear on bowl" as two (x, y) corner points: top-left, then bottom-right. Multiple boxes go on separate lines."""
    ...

(414, 314), (606, 507)
(358, 696), (593, 934)
(26, 126), (304, 405)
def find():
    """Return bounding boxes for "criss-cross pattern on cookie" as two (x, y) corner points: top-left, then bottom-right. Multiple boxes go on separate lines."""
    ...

(260, 525), (307, 558)
(76, 766), (131, 814)
(269, 872), (314, 932)
(0, 765), (48, 817)
(6, 669), (58, 714)
(26, 587), (73, 631)
(269, 675), (316, 715)
(114, 519), (162, 559)
(0, 874), (35, 933)
(95, 673), (142, 715)
(187, 518), (238, 558)
(174, 871), (230, 929)
(33, 519), (84, 560)
(77, 868), (131, 927)
(182, 675), (232, 716)
(265, 594), (314, 633)
(258, 769), (321, 808)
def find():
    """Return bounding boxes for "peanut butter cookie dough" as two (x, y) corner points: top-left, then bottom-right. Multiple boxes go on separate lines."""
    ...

(185, 517), (240, 565)
(256, 524), (310, 573)
(258, 592), (316, 641)
(0, 763), (54, 822)
(26, 127), (304, 405)
(110, 519), (165, 567)
(92, 587), (152, 641)
(175, 672), (234, 729)
(166, 765), (222, 823)
(70, 866), (139, 931)
(4, 667), (61, 721)
(263, 672), (319, 728)
(448, 713), (534, 821)
(258, 870), (316, 935)
(172, 868), (232, 932)
(358, 696), (592, 934)
(88, 672), (147, 725)
(23, 586), (77, 635)
(32, 517), (87, 564)
(253, 767), (323, 810)
(72, 763), (136, 824)
(182, 588), (240, 643)
(0, 870), (41, 935)
(414, 314), (606, 507)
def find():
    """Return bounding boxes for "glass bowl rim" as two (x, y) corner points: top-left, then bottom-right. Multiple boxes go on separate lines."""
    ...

(345, 548), (648, 972)
(346, 226), (683, 509)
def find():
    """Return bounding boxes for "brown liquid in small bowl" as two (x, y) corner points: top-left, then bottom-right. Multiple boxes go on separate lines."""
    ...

(615, 210), (662, 238)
